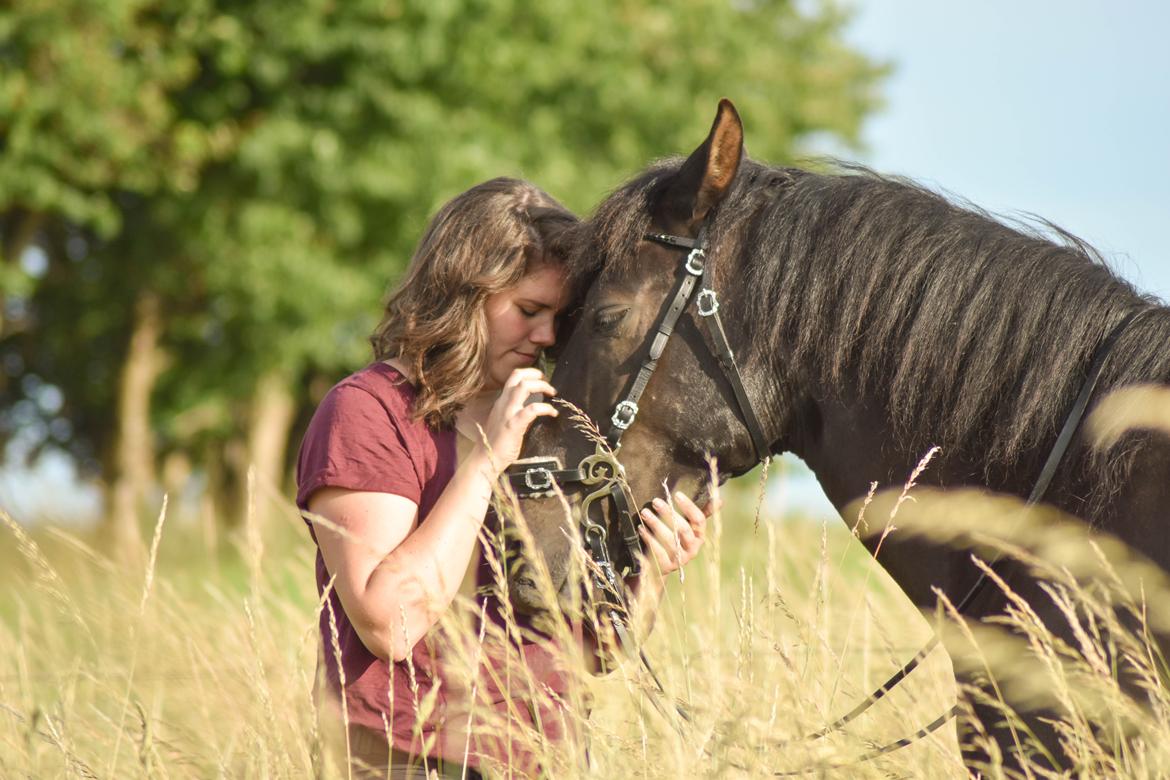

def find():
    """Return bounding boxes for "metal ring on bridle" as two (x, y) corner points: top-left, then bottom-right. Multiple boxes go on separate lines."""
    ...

(611, 400), (639, 430)
(583, 520), (607, 543)
(697, 289), (719, 317)
(684, 248), (705, 275)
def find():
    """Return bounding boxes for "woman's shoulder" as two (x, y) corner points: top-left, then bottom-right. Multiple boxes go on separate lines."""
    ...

(333, 361), (415, 413)
(306, 362), (431, 446)
(297, 362), (452, 510)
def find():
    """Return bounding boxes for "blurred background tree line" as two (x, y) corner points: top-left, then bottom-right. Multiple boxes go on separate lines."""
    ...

(0, 0), (884, 555)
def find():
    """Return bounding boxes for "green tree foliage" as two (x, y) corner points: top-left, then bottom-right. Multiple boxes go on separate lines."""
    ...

(0, 0), (885, 529)
(0, 1), (205, 233)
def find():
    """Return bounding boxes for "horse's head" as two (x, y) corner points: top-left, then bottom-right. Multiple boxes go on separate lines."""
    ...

(505, 100), (785, 616)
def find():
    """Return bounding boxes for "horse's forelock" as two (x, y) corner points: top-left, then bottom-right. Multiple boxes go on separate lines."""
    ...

(569, 160), (685, 285)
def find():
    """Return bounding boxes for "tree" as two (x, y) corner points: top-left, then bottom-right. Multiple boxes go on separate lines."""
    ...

(0, 0), (886, 540)
(0, 0), (221, 552)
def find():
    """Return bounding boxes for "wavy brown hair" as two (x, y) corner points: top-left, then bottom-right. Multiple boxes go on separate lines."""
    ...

(371, 178), (577, 429)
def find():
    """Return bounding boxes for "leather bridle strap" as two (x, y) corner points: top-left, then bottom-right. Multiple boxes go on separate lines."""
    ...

(503, 459), (585, 495)
(697, 258), (772, 460)
(605, 224), (710, 451)
(612, 223), (772, 462)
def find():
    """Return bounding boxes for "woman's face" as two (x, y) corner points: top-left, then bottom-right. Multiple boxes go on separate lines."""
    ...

(482, 263), (570, 391)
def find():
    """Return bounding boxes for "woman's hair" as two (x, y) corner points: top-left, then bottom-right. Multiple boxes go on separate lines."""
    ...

(371, 177), (578, 428)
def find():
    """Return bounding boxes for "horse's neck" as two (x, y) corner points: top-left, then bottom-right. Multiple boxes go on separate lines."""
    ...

(788, 389), (986, 609)
(788, 387), (1025, 515)
(789, 392), (902, 513)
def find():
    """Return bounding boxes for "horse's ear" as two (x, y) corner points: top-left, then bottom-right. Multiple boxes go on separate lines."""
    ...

(666, 99), (744, 225)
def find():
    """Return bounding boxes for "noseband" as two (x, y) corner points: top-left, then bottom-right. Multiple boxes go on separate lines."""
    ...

(504, 217), (771, 594)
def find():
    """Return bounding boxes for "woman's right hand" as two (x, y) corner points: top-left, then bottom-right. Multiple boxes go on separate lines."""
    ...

(476, 368), (558, 472)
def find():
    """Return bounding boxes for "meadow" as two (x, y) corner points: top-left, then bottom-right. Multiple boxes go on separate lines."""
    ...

(2, 454), (1168, 778)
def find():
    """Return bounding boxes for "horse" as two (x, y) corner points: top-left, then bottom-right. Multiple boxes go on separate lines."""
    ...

(506, 99), (1170, 772)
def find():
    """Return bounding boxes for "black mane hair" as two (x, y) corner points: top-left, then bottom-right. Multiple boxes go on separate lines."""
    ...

(574, 157), (1170, 476)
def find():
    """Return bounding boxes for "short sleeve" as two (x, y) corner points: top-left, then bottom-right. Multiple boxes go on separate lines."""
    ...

(296, 383), (422, 510)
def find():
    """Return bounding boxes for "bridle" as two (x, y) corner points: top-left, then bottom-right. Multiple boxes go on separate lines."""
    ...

(505, 215), (770, 587)
(500, 205), (1149, 769)
(502, 214), (770, 700)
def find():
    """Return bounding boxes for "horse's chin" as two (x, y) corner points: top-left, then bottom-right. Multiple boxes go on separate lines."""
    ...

(507, 574), (578, 625)
(508, 577), (547, 616)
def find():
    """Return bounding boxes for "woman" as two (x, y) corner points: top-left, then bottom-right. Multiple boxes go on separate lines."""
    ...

(296, 178), (711, 778)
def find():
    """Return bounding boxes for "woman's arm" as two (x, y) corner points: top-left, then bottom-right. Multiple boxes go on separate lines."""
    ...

(310, 368), (557, 662)
(310, 448), (494, 662)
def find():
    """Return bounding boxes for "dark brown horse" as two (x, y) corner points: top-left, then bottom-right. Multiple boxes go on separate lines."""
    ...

(510, 100), (1170, 771)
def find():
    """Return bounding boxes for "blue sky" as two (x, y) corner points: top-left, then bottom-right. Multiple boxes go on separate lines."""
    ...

(845, 0), (1170, 298)
(780, 0), (1170, 517)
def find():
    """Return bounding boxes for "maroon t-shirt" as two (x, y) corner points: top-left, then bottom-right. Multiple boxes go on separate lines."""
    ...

(296, 363), (574, 773)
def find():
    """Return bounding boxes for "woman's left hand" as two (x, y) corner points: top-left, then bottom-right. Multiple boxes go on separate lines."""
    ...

(638, 491), (720, 576)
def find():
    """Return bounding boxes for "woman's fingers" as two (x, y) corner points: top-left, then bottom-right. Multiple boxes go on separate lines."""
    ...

(638, 509), (680, 569)
(516, 402), (558, 424)
(673, 491), (709, 541)
(489, 401), (557, 461)
(702, 492), (723, 519)
(647, 496), (700, 544)
(658, 497), (700, 550)
(503, 378), (557, 416)
(504, 367), (545, 389)
(503, 370), (556, 402)
(639, 505), (677, 554)
(515, 377), (557, 399)
(638, 525), (674, 572)
(479, 370), (560, 471)
(638, 494), (708, 575)
(491, 371), (555, 425)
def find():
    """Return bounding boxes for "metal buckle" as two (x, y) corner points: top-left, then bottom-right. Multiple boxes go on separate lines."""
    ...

(611, 400), (638, 430)
(697, 289), (719, 317)
(523, 467), (553, 492)
(684, 247), (705, 275)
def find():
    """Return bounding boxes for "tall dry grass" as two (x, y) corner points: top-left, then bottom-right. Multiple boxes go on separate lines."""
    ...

(2, 384), (1169, 777)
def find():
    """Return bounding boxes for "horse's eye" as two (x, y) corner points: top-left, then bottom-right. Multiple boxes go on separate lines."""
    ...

(593, 306), (628, 335)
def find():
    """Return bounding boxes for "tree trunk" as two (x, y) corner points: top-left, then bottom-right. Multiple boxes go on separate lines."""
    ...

(0, 209), (45, 338)
(108, 291), (163, 561)
(160, 450), (192, 522)
(240, 369), (297, 532)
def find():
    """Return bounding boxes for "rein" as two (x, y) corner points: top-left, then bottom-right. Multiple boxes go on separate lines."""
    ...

(767, 306), (1148, 773)
(502, 211), (1148, 769)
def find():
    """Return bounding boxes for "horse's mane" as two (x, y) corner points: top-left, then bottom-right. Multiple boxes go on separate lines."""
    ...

(574, 157), (1170, 477)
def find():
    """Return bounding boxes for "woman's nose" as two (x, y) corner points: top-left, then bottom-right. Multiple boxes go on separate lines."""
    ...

(531, 317), (556, 346)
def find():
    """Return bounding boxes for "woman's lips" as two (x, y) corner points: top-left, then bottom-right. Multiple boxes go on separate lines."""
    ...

(514, 350), (538, 365)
